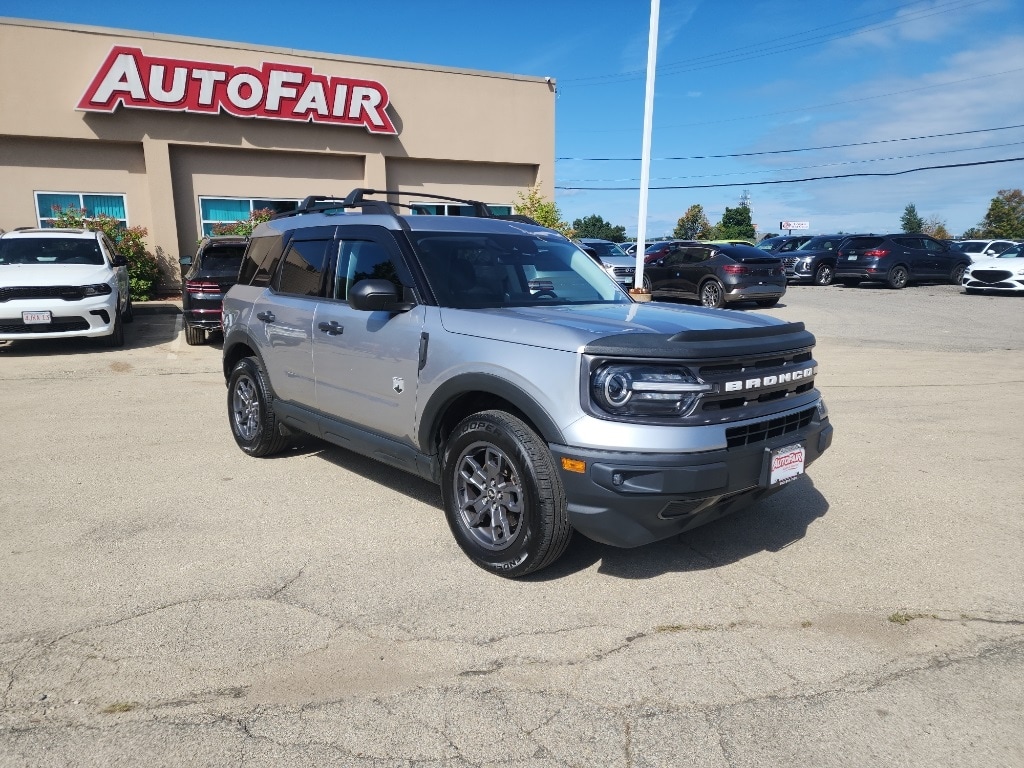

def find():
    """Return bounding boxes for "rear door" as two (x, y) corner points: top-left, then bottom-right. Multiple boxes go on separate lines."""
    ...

(892, 236), (934, 278)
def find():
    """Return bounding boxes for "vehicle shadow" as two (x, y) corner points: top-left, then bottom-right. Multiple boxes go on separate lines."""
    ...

(536, 474), (829, 580)
(653, 297), (790, 311)
(299, 437), (828, 580)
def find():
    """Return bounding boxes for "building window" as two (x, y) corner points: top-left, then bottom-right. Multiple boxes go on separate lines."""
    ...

(411, 202), (513, 217)
(199, 197), (300, 236)
(35, 192), (128, 228)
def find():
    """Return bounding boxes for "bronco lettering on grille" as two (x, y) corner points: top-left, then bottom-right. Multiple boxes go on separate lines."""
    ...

(722, 366), (816, 392)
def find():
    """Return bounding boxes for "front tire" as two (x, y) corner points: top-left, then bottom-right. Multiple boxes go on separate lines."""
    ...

(102, 309), (124, 348)
(122, 293), (134, 323)
(228, 357), (290, 457)
(886, 265), (909, 289)
(441, 410), (572, 578)
(813, 263), (833, 286)
(700, 279), (725, 308)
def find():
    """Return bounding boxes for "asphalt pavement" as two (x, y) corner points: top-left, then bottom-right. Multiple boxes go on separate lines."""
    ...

(0, 284), (1021, 767)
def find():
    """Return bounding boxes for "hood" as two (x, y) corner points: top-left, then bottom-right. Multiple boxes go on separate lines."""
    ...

(439, 301), (788, 353)
(968, 256), (1024, 270)
(0, 263), (115, 288)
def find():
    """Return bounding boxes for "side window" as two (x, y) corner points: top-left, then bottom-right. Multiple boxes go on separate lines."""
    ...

(239, 235), (284, 287)
(331, 239), (402, 301)
(922, 238), (945, 252)
(275, 238), (330, 296)
(664, 250), (687, 267)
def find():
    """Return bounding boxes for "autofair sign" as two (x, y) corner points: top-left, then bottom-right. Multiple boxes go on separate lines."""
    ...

(77, 46), (397, 135)
(780, 221), (810, 230)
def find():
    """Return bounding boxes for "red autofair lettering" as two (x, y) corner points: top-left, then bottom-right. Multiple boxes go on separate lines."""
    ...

(77, 46), (397, 135)
(772, 452), (803, 471)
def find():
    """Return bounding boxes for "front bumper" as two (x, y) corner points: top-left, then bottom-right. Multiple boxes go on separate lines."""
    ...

(0, 293), (119, 340)
(550, 412), (832, 548)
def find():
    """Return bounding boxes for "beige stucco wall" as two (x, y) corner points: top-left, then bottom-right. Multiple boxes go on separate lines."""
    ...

(0, 18), (555, 289)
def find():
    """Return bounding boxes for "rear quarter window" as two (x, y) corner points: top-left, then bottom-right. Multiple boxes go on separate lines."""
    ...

(843, 237), (884, 249)
(238, 235), (284, 287)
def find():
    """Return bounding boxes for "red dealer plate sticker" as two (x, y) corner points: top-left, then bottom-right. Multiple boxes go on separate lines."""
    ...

(23, 311), (51, 324)
(769, 443), (805, 487)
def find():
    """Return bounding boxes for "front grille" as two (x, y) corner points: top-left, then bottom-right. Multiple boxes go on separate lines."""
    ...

(696, 350), (815, 415)
(726, 407), (816, 448)
(971, 270), (1013, 283)
(611, 266), (635, 278)
(782, 256), (798, 269)
(0, 317), (90, 334)
(0, 285), (91, 302)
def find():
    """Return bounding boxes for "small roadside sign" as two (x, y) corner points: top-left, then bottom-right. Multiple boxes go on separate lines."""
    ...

(780, 221), (810, 230)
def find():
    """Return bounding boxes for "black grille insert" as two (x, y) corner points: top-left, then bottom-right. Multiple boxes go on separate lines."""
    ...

(726, 407), (816, 448)
(0, 285), (91, 302)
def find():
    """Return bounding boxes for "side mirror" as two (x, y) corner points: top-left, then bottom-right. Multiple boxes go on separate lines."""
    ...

(112, 255), (128, 267)
(179, 255), (193, 268)
(348, 279), (415, 313)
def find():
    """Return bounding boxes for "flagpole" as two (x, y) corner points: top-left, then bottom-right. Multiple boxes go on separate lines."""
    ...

(633, 0), (660, 299)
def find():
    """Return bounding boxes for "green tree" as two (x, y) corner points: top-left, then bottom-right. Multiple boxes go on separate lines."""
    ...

(514, 184), (574, 238)
(673, 204), (713, 239)
(979, 188), (1024, 238)
(572, 214), (626, 242)
(901, 203), (924, 233)
(961, 226), (982, 239)
(715, 205), (756, 240)
(50, 206), (161, 300)
(922, 216), (951, 240)
(211, 208), (275, 237)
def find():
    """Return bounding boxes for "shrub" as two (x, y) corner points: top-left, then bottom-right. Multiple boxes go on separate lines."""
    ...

(50, 206), (162, 300)
(210, 208), (275, 237)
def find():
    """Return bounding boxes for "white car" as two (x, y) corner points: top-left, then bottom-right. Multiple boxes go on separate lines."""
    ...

(0, 228), (132, 346)
(957, 239), (1017, 261)
(962, 242), (1024, 294)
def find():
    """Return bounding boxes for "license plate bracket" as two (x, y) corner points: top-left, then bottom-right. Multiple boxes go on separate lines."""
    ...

(22, 311), (52, 324)
(763, 443), (805, 488)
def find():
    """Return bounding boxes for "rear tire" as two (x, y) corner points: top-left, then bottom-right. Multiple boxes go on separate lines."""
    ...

(700, 279), (725, 308)
(184, 324), (206, 345)
(227, 357), (290, 457)
(886, 266), (909, 289)
(441, 410), (572, 578)
(951, 262), (967, 284)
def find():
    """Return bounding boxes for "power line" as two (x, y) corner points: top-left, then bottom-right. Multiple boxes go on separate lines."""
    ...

(562, 0), (992, 87)
(556, 123), (1024, 162)
(555, 157), (1024, 191)
(559, 140), (1024, 183)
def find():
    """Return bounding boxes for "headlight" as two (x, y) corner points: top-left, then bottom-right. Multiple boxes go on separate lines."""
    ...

(82, 283), (113, 296)
(591, 364), (711, 417)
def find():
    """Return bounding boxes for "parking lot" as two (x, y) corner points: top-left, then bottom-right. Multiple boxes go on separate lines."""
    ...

(1, 283), (1022, 767)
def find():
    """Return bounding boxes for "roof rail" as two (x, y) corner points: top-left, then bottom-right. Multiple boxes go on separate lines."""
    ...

(271, 188), (504, 221)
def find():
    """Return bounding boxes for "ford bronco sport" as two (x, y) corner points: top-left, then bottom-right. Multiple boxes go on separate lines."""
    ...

(222, 190), (833, 577)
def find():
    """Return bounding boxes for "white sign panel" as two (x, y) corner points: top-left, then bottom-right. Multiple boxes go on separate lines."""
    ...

(780, 221), (810, 230)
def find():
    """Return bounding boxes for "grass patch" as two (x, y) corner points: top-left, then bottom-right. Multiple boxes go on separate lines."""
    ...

(101, 702), (137, 714)
(888, 611), (937, 625)
(800, 620), (812, 628)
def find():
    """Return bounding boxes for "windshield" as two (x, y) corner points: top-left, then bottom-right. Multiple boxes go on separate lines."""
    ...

(583, 241), (628, 258)
(798, 236), (841, 251)
(997, 243), (1023, 258)
(411, 231), (631, 308)
(0, 237), (104, 266)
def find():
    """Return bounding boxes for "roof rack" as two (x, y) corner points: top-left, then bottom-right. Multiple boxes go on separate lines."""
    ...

(273, 188), (504, 220)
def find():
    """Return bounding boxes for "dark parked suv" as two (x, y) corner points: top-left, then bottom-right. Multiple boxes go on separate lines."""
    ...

(643, 242), (786, 308)
(781, 234), (850, 286)
(833, 234), (970, 289)
(180, 235), (247, 344)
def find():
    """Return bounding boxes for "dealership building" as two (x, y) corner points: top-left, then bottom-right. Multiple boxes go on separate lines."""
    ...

(0, 18), (556, 289)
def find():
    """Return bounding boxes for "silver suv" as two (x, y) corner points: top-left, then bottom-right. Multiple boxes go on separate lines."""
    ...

(222, 190), (833, 577)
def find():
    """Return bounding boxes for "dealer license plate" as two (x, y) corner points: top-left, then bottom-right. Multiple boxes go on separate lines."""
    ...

(769, 443), (805, 487)
(22, 311), (51, 324)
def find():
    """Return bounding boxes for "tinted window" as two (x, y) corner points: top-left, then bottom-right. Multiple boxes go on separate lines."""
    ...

(276, 238), (329, 296)
(332, 240), (402, 301)
(893, 237), (924, 249)
(200, 244), (247, 271)
(843, 237), (884, 250)
(997, 243), (1023, 258)
(239, 235), (285, 287)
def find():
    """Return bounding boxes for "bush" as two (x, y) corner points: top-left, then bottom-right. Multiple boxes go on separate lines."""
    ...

(50, 206), (162, 300)
(211, 208), (275, 237)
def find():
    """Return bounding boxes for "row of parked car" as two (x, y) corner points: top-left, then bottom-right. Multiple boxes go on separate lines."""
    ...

(580, 233), (1024, 308)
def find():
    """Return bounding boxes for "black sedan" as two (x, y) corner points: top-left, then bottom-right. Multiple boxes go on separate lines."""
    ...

(641, 243), (786, 308)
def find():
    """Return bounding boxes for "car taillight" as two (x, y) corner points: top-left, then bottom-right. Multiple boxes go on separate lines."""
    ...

(186, 280), (220, 294)
(863, 249), (889, 257)
(721, 265), (750, 275)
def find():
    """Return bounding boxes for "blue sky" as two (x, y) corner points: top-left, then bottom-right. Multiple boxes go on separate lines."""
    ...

(3, 0), (1022, 237)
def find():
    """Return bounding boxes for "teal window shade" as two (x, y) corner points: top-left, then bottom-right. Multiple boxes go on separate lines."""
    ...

(35, 192), (127, 228)
(200, 197), (299, 236)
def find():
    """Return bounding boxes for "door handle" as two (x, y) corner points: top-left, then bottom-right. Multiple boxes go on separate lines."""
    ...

(318, 321), (344, 336)
(256, 311), (275, 323)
